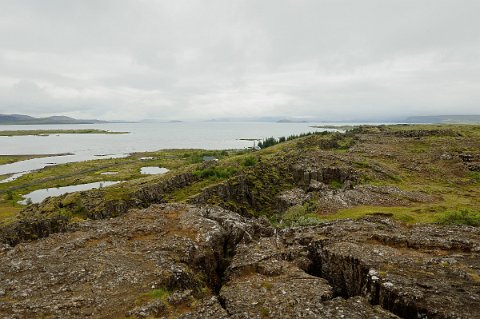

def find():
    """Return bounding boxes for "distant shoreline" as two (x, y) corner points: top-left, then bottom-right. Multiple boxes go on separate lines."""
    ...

(0, 129), (129, 137)
(0, 153), (74, 165)
(310, 125), (356, 130)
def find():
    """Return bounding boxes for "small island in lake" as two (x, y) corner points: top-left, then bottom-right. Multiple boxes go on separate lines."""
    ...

(0, 129), (129, 137)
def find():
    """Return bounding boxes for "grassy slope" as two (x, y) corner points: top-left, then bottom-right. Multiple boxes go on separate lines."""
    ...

(322, 124), (480, 224)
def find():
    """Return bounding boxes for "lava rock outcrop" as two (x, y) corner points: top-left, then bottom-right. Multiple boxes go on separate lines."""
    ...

(0, 204), (479, 318)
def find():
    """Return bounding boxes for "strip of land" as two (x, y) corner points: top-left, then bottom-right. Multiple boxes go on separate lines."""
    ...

(0, 153), (74, 165)
(0, 129), (129, 136)
(310, 125), (355, 130)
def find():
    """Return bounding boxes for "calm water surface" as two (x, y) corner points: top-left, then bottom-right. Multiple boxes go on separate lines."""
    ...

(141, 167), (169, 175)
(19, 181), (121, 204)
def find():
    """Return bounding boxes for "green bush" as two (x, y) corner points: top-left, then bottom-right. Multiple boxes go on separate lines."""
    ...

(136, 287), (171, 308)
(193, 166), (238, 180)
(283, 205), (307, 222)
(329, 180), (343, 189)
(258, 137), (277, 149)
(144, 288), (170, 300)
(242, 156), (257, 167)
(257, 131), (328, 149)
(469, 172), (480, 183)
(438, 209), (480, 226)
(282, 204), (324, 227)
(289, 215), (324, 227)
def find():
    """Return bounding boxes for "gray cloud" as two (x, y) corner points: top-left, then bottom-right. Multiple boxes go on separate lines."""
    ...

(0, 0), (479, 121)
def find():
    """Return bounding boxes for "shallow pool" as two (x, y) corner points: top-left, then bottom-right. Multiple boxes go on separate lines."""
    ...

(20, 181), (122, 205)
(140, 167), (169, 175)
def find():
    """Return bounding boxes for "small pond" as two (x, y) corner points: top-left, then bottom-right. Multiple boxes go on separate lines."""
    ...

(0, 171), (31, 183)
(140, 167), (169, 175)
(20, 181), (121, 205)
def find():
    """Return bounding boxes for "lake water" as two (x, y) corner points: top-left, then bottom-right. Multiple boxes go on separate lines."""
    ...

(140, 167), (169, 175)
(0, 121), (345, 177)
(19, 181), (121, 204)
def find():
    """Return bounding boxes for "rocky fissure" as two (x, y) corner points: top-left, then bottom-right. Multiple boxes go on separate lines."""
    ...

(306, 242), (426, 318)
(0, 204), (479, 318)
(282, 219), (480, 319)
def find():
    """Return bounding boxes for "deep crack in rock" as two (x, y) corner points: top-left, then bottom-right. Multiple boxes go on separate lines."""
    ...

(0, 205), (479, 318)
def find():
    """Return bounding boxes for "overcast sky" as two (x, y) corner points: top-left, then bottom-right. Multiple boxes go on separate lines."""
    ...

(0, 0), (479, 121)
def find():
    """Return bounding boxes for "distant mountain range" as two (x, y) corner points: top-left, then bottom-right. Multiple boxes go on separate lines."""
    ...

(0, 114), (107, 125)
(139, 119), (183, 123)
(405, 115), (480, 124)
(2, 113), (479, 125)
(276, 119), (308, 123)
(206, 117), (312, 123)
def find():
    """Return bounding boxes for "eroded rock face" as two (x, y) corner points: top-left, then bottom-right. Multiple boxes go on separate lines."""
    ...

(219, 237), (397, 318)
(459, 153), (480, 172)
(313, 184), (435, 212)
(216, 217), (480, 319)
(294, 219), (480, 319)
(276, 188), (312, 212)
(0, 204), (271, 318)
(292, 165), (359, 189)
(0, 205), (479, 318)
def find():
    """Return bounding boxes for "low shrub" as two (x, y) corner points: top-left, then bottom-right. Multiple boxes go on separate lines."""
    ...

(257, 131), (329, 149)
(282, 203), (324, 227)
(438, 209), (480, 226)
(242, 156), (257, 167)
(193, 166), (238, 180)
(144, 288), (170, 300)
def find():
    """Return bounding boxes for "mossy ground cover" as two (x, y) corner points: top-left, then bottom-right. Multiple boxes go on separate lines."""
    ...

(438, 209), (480, 226)
(169, 179), (225, 202)
(281, 190), (480, 227)
(0, 149), (247, 221)
(0, 203), (21, 225)
(262, 124), (480, 227)
(1, 149), (240, 190)
(305, 124), (480, 226)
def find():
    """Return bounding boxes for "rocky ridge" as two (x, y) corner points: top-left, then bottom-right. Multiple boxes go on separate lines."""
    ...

(0, 204), (479, 318)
